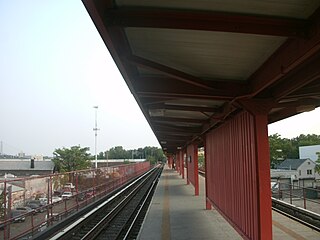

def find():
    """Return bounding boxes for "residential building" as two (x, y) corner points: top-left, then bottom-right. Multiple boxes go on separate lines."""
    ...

(274, 158), (317, 187)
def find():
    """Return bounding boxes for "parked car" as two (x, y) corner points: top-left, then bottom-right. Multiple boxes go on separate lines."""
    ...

(61, 191), (72, 199)
(16, 206), (35, 215)
(27, 199), (46, 207)
(26, 202), (44, 213)
(63, 183), (75, 191)
(52, 196), (62, 203)
(53, 189), (63, 197)
(11, 210), (26, 223)
(38, 197), (48, 204)
(85, 190), (95, 198)
(0, 221), (4, 230)
(45, 213), (62, 222)
(271, 182), (282, 199)
(76, 192), (86, 201)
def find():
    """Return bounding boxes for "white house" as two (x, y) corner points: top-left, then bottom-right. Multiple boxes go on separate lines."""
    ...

(275, 158), (319, 187)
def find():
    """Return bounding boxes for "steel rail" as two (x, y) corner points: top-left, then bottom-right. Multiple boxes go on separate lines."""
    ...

(272, 206), (320, 232)
(49, 166), (159, 240)
(80, 167), (159, 239)
(122, 168), (162, 239)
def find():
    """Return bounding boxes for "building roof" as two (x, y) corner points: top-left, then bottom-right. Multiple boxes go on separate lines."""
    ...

(0, 159), (55, 172)
(276, 159), (313, 170)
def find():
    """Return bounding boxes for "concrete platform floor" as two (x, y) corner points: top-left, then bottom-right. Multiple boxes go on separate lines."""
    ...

(138, 165), (320, 240)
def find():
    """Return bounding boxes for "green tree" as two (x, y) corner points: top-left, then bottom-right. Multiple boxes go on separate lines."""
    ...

(52, 146), (91, 172)
(269, 134), (294, 168)
(98, 151), (104, 159)
(143, 146), (165, 162)
(146, 155), (157, 164)
(0, 190), (5, 221)
(315, 152), (320, 175)
(269, 133), (320, 168)
(198, 154), (205, 169)
(105, 146), (165, 162)
(107, 146), (130, 159)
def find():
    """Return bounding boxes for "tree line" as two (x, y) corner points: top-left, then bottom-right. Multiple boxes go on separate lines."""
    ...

(52, 134), (320, 173)
(269, 133), (320, 168)
(53, 145), (165, 172)
(95, 146), (165, 162)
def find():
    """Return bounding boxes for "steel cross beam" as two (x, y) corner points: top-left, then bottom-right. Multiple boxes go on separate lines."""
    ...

(104, 8), (309, 38)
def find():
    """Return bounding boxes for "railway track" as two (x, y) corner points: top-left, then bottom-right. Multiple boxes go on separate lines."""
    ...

(34, 165), (162, 240)
(198, 170), (320, 231)
(272, 198), (320, 231)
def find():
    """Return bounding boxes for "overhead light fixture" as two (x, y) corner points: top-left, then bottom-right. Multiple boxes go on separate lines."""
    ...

(160, 141), (167, 144)
(177, 146), (182, 150)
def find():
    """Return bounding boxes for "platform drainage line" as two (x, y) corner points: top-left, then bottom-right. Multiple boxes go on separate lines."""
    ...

(162, 171), (171, 240)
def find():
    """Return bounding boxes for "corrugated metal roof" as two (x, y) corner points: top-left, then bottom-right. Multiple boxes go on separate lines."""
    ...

(276, 158), (314, 170)
(127, 28), (286, 80)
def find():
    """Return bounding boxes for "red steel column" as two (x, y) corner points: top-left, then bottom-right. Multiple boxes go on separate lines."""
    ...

(194, 143), (199, 196)
(178, 150), (182, 175)
(186, 149), (190, 185)
(239, 99), (273, 240)
(204, 138), (211, 210)
(254, 114), (272, 240)
(181, 150), (185, 179)
(175, 153), (179, 172)
(168, 156), (172, 168)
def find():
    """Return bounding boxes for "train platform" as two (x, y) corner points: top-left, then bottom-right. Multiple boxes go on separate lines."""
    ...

(138, 165), (320, 240)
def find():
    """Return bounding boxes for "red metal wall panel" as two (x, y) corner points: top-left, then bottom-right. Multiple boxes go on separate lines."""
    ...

(206, 111), (261, 239)
(187, 144), (195, 185)
(181, 150), (185, 179)
(168, 156), (173, 168)
(175, 152), (180, 172)
(186, 144), (199, 195)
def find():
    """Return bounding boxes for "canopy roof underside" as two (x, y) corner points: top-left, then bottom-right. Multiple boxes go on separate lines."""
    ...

(83, 0), (320, 154)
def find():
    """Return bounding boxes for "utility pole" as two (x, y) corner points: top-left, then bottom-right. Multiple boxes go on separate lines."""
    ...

(93, 106), (99, 169)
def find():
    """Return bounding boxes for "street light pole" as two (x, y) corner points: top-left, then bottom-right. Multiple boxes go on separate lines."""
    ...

(93, 106), (99, 169)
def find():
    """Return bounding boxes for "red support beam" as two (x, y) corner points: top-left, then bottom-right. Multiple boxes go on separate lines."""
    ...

(187, 143), (200, 195)
(254, 114), (272, 240)
(249, 8), (320, 97)
(272, 52), (320, 100)
(182, 150), (185, 179)
(105, 8), (309, 37)
(186, 151), (190, 185)
(175, 153), (179, 173)
(147, 103), (221, 113)
(127, 55), (214, 90)
(204, 138), (212, 210)
(151, 116), (207, 124)
(194, 143), (199, 196)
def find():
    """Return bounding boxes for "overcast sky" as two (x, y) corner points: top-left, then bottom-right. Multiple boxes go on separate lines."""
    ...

(1, 1), (320, 157)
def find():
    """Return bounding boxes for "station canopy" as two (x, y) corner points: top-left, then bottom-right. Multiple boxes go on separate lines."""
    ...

(83, 0), (320, 154)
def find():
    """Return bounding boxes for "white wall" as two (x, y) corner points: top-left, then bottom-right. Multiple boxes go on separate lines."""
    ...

(297, 159), (316, 179)
(299, 145), (320, 161)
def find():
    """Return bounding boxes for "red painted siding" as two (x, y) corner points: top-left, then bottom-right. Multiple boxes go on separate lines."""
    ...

(187, 144), (199, 195)
(206, 111), (260, 239)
